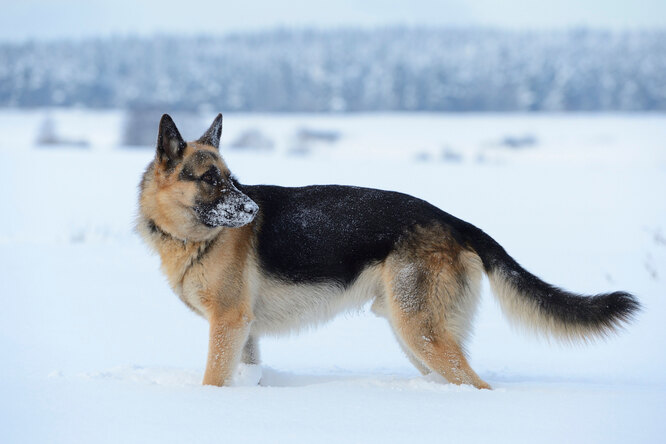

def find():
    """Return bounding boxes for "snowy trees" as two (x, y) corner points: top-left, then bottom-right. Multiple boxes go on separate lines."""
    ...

(1, 28), (664, 111)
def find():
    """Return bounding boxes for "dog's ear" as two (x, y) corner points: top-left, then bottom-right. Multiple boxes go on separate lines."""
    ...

(197, 113), (223, 149)
(156, 114), (186, 165)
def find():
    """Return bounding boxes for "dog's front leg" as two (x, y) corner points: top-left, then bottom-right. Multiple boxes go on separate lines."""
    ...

(202, 308), (252, 387)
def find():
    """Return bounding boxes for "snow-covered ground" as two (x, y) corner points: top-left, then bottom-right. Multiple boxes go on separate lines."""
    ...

(1, 109), (665, 443)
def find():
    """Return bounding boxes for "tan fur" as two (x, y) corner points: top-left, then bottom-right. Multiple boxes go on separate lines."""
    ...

(139, 141), (258, 385)
(384, 225), (483, 350)
(375, 225), (490, 389)
(203, 305), (252, 386)
(139, 144), (229, 243)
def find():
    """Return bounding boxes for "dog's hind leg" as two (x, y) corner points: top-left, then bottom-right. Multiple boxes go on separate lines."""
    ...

(399, 323), (489, 389)
(394, 333), (432, 376)
(371, 296), (431, 375)
(241, 335), (260, 365)
(383, 232), (489, 389)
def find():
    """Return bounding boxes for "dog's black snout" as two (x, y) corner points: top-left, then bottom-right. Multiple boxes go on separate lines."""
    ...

(238, 200), (259, 216)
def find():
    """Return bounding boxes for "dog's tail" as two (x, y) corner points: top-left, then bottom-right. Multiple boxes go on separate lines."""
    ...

(460, 222), (640, 342)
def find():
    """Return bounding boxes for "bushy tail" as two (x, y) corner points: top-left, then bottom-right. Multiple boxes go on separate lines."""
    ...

(461, 223), (640, 342)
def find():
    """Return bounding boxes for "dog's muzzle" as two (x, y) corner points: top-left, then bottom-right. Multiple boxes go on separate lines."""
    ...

(196, 190), (259, 228)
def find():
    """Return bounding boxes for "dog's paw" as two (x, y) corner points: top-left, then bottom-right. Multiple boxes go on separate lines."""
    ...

(232, 364), (263, 387)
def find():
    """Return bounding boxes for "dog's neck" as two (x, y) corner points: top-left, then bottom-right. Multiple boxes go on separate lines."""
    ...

(146, 218), (174, 240)
(138, 216), (218, 289)
(145, 219), (179, 244)
(142, 216), (214, 246)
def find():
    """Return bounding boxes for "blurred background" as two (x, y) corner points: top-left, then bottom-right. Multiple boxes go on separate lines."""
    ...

(1, 1), (665, 150)
(1, 1), (665, 157)
(1, 2), (665, 443)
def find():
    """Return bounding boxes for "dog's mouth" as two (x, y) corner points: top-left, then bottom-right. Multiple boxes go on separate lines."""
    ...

(195, 193), (259, 228)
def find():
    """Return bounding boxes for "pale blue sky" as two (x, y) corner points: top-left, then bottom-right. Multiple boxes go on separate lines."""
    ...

(1, 0), (664, 41)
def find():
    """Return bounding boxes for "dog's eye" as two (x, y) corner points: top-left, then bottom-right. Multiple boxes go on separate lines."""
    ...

(200, 171), (218, 186)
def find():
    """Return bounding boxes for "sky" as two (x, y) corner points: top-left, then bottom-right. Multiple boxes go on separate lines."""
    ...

(1, 0), (665, 41)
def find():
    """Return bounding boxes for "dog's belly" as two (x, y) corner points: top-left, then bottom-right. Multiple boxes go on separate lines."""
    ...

(250, 264), (385, 335)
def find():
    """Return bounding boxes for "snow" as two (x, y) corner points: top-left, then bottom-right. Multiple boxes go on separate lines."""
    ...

(1, 109), (665, 443)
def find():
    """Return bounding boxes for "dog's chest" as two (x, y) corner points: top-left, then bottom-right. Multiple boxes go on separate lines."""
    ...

(175, 243), (247, 318)
(179, 273), (209, 317)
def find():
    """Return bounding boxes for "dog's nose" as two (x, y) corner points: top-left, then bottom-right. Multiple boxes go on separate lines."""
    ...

(241, 200), (259, 216)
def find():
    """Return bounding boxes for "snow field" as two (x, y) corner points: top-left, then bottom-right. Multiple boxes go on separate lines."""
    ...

(0, 110), (665, 443)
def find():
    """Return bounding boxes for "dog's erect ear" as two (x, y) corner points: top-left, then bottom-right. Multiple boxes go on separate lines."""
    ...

(156, 114), (186, 164)
(197, 113), (223, 149)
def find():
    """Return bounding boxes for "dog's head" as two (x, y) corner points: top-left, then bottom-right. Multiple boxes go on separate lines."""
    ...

(139, 114), (258, 242)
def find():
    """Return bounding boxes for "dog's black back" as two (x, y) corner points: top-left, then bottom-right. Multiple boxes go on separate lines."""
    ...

(242, 184), (455, 286)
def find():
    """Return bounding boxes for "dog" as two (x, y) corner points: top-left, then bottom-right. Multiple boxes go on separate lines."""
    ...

(137, 113), (639, 389)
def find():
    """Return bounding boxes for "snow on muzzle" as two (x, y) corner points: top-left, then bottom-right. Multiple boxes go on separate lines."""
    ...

(195, 186), (259, 228)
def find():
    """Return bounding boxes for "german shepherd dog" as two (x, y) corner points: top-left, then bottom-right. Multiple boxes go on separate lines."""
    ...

(137, 114), (639, 389)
